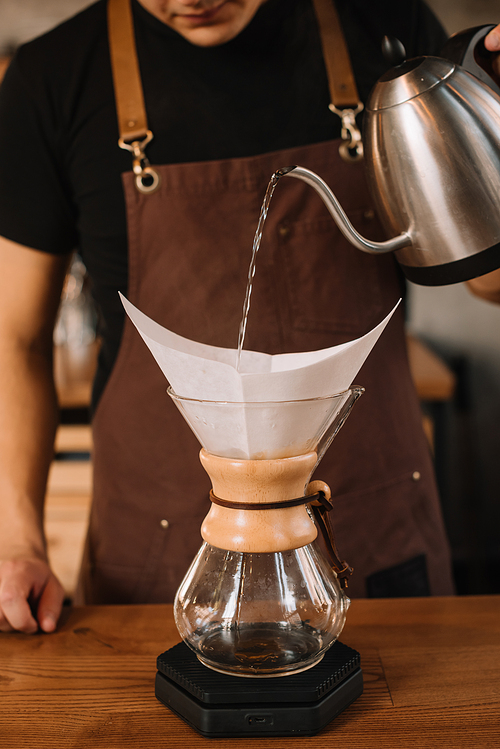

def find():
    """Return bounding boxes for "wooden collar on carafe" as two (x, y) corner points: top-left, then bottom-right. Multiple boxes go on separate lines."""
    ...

(107, 0), (364, 187)
(209, 473), (354, 589)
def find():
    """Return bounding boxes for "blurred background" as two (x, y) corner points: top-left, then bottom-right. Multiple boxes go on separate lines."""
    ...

(0, 0), (499, 597)
(409, 0), (500, 597)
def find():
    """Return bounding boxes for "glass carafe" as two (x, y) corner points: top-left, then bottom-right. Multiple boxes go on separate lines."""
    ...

(175, 541), (350, 677)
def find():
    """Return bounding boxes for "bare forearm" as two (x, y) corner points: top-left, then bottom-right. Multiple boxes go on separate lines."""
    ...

(466, 268), (500, 305)
(0, 344), (59, 560)
(0, 238), (69, 633)
(0, 343), (65, 635)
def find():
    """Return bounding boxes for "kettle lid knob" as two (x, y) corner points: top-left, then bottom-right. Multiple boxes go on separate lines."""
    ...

(381, 36), (406, 67)
(367, 36), (454, 110)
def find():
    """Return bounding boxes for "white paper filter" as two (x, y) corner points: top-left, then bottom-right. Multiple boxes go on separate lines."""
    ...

(120, 293), (399, 458)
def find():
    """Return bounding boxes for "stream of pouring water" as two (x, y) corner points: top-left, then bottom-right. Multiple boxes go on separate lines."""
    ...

(236, 171), (281, 370)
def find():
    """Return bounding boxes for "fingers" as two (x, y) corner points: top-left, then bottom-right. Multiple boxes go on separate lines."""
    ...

(0, 560), (39, 633)
(484, 25), (500, 52)
(0, 558), (63, 634)
(37, 574), (65, 633)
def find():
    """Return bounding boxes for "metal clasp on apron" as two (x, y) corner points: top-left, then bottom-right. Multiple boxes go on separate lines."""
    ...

(329, 103), (364, 163)
(119, 131), (161, 194)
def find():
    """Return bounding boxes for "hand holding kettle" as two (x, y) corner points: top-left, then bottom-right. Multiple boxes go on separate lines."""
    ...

(469, 25), (500, 302)
(485, 26), (500, 73)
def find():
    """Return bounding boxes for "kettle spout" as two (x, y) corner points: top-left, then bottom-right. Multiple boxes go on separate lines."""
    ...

(279, 166), (410, 255)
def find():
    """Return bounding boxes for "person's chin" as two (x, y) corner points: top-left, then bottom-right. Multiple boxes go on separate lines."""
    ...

(171, 1), (254, 47)
(175, 21), (241, 47)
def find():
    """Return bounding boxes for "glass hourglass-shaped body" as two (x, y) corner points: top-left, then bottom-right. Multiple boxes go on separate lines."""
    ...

(169, 389), (363, 678)
(174, 541), (350, 677)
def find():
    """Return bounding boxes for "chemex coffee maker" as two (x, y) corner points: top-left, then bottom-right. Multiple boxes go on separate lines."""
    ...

(121, 288), (395, 737)
(155, 388), (364, 738)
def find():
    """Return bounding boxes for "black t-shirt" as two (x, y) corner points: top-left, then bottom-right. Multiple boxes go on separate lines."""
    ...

(0, 0), (445, 407)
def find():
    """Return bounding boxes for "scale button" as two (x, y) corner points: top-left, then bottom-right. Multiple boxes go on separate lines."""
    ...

(160, 519), (170, 529)
(412, 471), (421, 482)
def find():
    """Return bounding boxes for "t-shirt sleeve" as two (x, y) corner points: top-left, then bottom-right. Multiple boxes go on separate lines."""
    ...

(0, 52), (78, 254)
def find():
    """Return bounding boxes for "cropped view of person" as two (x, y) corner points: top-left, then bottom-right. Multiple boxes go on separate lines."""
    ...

(1, 0), (500, 635)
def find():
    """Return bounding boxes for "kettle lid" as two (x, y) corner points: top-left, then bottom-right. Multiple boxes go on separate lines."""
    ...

(367, 46), (455, 111)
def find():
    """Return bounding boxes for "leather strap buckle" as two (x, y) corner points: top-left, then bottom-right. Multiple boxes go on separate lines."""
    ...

(311, 0), (364, 164)
(329, 103), (364, 163)
(118, 131), (161, 194)
(108, 0), (160, 194)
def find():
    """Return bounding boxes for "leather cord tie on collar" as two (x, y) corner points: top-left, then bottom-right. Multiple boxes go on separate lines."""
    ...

(209, 488), (353, 589)
(209, 489), (320, 511)
(309, 491), (354, 589)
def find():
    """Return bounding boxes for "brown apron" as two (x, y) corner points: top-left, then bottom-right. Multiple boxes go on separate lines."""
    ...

(78, 0), (454, 603)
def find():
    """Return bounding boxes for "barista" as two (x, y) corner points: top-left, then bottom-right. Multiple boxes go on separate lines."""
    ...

(1, 0), (500, 635)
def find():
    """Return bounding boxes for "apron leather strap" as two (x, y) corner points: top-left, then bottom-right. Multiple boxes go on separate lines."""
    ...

(311, 0), (360, 108)
(108, 0), (148, 142)
(107, 0), (161, 193)
(311, 0), (364, 162)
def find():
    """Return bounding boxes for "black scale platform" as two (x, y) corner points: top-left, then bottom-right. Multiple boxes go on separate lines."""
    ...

(155, 640), (363, 738)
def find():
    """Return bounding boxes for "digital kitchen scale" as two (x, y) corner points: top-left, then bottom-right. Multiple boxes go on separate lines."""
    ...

(155, 640), (363, 738)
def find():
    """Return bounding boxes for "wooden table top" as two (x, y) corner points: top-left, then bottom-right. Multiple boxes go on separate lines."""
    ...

(406, 335), (456, 402)
(1, 596), (498, 747)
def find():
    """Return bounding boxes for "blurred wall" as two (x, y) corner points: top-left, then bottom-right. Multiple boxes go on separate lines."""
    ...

(428, 0), (499, 31)
(0, 0), (92, 53)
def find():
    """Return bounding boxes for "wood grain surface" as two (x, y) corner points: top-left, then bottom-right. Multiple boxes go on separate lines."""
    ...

(1, 597), (499, 748)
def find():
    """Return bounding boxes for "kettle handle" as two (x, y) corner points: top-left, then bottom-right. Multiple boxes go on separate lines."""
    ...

(441, 25), (500, 97)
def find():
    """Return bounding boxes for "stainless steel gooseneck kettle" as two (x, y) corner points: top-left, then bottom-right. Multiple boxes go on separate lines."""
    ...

(280, 26), (500, 286)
